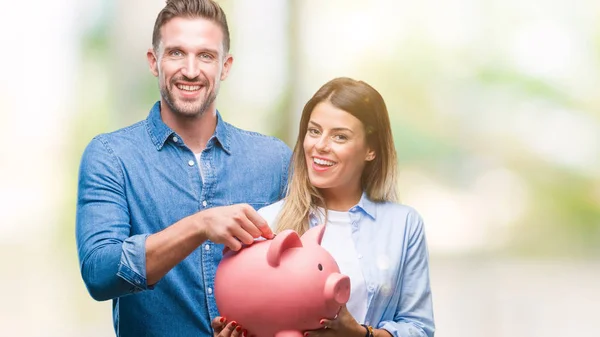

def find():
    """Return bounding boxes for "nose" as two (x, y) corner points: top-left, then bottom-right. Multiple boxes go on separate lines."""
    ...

(181, 56), (200, 79)
(324, 273), (351, 305)
(314, 135), (330, 153)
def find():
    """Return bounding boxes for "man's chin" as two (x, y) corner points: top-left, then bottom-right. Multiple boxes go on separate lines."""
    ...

(176, 110), (203, 118)
(172, 102), (205, 118)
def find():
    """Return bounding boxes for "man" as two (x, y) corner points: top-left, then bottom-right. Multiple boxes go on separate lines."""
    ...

(75, 0), (291, 336)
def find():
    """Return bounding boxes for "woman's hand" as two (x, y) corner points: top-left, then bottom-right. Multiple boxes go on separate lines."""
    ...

(303, 306), (364, 337)
(211, 316), (249, 337)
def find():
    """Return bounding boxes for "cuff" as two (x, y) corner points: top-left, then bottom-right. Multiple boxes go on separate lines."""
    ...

(116, 234), (153, 293)
(378, 322), (399, 337)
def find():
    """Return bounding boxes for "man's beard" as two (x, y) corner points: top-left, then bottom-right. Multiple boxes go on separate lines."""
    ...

(160, 76), (217, 119)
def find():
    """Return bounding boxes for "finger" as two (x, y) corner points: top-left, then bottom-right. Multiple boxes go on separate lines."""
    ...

(224, 237), (242, 252)
(319, 318), (335, 329)
(211, 316), (227, 330)
(230, 323), (243, 337)
(231, 224), (255, 245)
(243, 206), (273, 239)
(234, 207), (263, 239)
(304, 323), (332, 336)
(234, 216), (258, 245)
(303, 329), (327, 337)
(238, 216), (262, 239)
(218, 321), (238, 337)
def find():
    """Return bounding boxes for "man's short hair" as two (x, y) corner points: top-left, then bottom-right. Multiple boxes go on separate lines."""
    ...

(152, 0), (230, 53)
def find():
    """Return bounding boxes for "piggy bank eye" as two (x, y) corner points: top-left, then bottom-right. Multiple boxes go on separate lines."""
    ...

(318, 263), (323, 271)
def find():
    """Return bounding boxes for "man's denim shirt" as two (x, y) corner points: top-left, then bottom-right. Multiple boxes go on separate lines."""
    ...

(76, 102), (291, 336)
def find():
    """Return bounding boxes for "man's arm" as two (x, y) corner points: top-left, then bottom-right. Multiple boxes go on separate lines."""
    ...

(76, 138), (274, 299)
(145, 203), (273, 285)
(76, 138), (145, 301)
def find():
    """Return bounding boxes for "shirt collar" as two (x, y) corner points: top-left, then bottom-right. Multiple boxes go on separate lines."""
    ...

(354, 192), (377, 220)
(145, 101), (231, 154)
(213, 110), (231, 154)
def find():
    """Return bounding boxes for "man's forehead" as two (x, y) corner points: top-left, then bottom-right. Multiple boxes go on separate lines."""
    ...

(160, 17), (224, 44)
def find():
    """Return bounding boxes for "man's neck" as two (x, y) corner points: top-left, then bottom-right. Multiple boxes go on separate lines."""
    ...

(160, 101), (217, 154)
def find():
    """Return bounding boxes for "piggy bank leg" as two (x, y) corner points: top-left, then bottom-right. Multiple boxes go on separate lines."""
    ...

(274, 330), (304, 337)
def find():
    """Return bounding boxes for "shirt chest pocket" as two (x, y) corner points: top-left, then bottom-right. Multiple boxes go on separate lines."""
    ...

(221, 177), (282, 207)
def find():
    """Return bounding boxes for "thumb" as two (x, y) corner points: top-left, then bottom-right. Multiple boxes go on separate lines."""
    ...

(211, 316), (227, 330)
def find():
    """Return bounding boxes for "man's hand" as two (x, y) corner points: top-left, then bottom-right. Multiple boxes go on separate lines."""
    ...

(195, 204), (273, 251)
(146, 204), (273, 285)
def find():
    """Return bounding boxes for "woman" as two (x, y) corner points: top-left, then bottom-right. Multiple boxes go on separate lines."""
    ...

(213, 77), (435, 337)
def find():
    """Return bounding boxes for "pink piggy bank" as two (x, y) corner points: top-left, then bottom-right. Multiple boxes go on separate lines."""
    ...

(214, 224), (351, 337)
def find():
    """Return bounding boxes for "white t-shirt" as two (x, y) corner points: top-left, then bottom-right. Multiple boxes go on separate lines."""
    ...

(320, 208), (368, 323)
(194, 153), (204, 182)
(258, 201), (368, 323)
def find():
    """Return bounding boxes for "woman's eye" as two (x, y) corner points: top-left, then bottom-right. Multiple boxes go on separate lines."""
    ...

(308, 128), (320, 136)
(333, 134), (348, 141)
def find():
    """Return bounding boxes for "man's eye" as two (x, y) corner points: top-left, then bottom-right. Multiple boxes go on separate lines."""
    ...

(170, 50), (182, 57)
(200, 53), (213, 59)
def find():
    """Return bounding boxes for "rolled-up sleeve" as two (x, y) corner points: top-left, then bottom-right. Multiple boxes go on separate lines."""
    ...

(379, 211), (435, 337)
(76, 137), (152, 301)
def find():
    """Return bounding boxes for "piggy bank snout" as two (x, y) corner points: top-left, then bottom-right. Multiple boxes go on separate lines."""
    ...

(324, 273), (351, 305)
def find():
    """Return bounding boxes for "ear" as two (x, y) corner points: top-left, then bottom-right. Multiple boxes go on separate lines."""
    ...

(147, 48), (159, 77)
(365, 148), (376, 162)
(266, 229), (302, 267)
(220, 53), (234, 81)
(300, 224), (326, 246)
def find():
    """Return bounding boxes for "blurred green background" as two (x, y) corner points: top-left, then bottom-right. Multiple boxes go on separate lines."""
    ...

(1, 0), (599, 336)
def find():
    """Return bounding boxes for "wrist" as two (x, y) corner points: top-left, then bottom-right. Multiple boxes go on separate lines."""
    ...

(189, 212), (208, 242)
(360, 324), (374, 337)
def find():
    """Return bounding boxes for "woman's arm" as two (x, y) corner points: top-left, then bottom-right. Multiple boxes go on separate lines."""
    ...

(377, 211), (435, 337)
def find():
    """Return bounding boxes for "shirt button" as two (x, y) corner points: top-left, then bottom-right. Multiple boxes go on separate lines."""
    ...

(357, 254), (363, 259)
(172, 136), (179, 142)
(204, 244), (210, 251)
(202, 200), (207, 207)
(207, 287), (213, 294)
(188, 160), (195, 167)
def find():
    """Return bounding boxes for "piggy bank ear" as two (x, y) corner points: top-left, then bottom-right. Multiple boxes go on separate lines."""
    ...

(267, 230), (303, 267)
(300, 224), (326, 246)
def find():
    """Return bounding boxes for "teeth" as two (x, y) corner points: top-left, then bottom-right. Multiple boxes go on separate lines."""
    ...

(177, 84), (201, 91)
(314, 158), (335, 166)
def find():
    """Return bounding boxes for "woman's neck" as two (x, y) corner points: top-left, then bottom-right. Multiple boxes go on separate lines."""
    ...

(321, 187), (362, 211)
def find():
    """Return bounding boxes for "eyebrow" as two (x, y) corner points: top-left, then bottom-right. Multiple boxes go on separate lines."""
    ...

(308, 120), (354, 133)
(163, 45), (220, 55)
